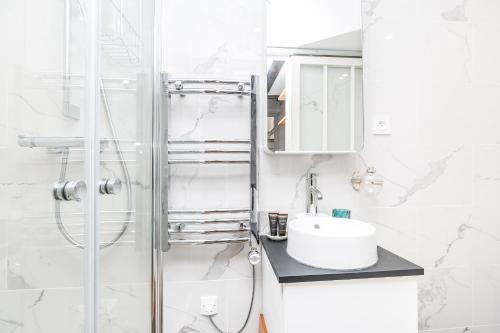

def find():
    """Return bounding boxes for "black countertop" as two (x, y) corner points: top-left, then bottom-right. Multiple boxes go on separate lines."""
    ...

(261, 236), (424, 283)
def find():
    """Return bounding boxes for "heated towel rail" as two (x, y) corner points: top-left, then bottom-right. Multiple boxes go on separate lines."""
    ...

(158, 74), (258, 250)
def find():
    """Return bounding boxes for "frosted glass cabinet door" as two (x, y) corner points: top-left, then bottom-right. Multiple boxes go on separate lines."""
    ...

(300, 65), (324, 151)
(354, 68), (364, 151)
(327, 67), (351, 151)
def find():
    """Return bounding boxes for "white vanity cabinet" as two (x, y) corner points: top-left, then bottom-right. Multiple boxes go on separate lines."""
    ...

(261, 248), (421, 333)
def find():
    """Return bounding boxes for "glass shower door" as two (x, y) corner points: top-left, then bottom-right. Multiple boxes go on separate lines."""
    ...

(97, 0), (156, 331)
(0, 0), (157, 332)
(0, 0), (98, 331)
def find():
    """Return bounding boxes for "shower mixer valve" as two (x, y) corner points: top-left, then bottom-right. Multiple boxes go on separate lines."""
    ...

(99, 177), (122, 195)
(53, 180), (87, 202)
(53, 177), (122, 201)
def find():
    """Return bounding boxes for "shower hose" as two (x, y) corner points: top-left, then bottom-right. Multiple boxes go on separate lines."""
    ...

(55, 80), (132, 249)
(208, 264), (256, 333)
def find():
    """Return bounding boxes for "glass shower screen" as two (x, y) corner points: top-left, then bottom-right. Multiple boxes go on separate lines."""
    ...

(0, 0), (156, 332)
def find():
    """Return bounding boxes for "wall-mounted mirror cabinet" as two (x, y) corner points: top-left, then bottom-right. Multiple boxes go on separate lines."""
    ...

(266, 0), (363, 154)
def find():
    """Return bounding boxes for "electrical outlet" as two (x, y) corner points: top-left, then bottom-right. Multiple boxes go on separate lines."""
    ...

(372, 115), (391, 135)
(200, 296), (218, 316)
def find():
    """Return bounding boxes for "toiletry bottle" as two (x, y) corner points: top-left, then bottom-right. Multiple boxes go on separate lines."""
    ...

(268, 213), (278, 236)
(277, 213), (288, 236)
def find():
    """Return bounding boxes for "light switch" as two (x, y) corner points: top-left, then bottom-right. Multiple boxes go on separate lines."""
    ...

(372, 115), (391, 135)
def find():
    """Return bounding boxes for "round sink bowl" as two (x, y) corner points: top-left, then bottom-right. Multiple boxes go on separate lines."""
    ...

(286, 214), (378, 270)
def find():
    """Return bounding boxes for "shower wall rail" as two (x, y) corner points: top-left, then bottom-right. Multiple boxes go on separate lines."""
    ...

(17, 135), (135, 149)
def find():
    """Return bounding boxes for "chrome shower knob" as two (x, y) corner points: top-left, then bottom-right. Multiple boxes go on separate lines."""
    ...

(53, 180), (87, 201)
(99, 177), (122, 195)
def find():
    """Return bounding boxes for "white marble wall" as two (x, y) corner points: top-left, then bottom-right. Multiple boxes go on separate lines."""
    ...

(357, 0), (500, 332)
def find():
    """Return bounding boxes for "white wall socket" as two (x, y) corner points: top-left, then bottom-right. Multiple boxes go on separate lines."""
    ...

(200, 296), (218, 316)
(372, 115), (391, 135)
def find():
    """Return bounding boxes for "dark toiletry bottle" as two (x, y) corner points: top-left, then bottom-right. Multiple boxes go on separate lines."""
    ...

(268, 212), (278, 236)
(277, 213), (288, 237)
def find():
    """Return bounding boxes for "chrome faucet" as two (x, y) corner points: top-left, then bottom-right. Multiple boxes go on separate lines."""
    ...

(306, 172), (323, 215)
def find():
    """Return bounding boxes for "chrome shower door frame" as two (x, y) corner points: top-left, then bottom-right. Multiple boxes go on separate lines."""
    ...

(151, 0), (165, 331)
(84, 0), (101, 331)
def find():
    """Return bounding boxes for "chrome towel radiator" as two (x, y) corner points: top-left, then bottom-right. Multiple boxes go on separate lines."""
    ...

(158, 74), (258, 250)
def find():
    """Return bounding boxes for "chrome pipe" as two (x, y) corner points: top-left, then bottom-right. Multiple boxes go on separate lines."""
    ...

(168, 89), (250, 95)
(168, 208), (251, 214)
(168, 149), (250, 154)
(167, 79), (250, 85)
(168, 237), (250, 245)
(168, 159), (250, 164)
(168, 139), (250, 144)
(168, 218), (251, 224)
(168, 228), (250, 234)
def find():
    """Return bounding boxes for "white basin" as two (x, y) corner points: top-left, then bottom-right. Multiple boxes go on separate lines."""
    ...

(286, 214), (378, 270)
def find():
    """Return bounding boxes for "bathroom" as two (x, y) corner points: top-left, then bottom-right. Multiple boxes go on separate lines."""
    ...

(0, 0), (498, 332)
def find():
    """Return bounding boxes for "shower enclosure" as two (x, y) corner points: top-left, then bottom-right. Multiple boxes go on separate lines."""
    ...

(0, 0), (162, 331)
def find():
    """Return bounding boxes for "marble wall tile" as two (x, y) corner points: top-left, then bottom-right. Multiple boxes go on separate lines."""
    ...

(357, 143), (424, 208)
(473, 266), (500, 326)
(467, 0), (500, 25)
(470, 325), (500, 333)
(362, 0), (416, 20)
(468, 207), (500, 268)
(416, 83), (470, 146)
(417, 0), (470, 22)
(0, 284), (149, 333)
(356, 206), (418, 262)
(418, 268), (473, 331)
(411, 145), (473, 207)
(164, 243), (255, 283)
(469, 23), (500, 86)
(473, 145), (500, 205)
(466, 87), (500, 144)
(100, 283), (151, 333)
(0, 287), (84, 333)
(164, 280), (228, 333)
(416, 206), (473, 269)
(358, 144), (474, 208)
(164, 277), (261, 333)
(419, 328), (471, 333)
(0, 220), (7, 290)
(362, 79), (417, 146)
(162, 0), (264, 76)
(226, 277), (262, 333)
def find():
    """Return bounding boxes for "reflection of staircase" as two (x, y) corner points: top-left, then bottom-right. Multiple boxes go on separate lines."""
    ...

(101, 31), (140, 67)
(101, 0), (142, 67)
(75, 0), (142, 67)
